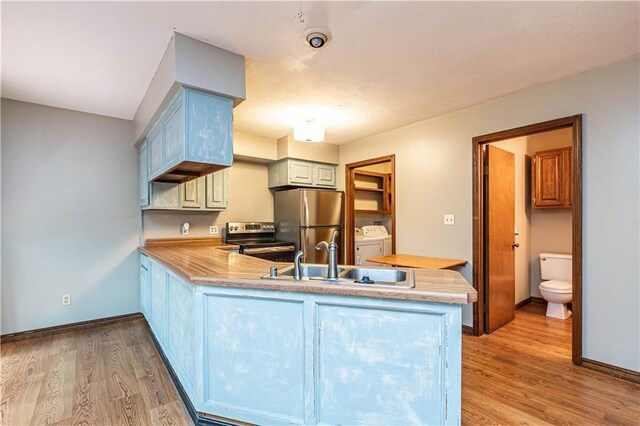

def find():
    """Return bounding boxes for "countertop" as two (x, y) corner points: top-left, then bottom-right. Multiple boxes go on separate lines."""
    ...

(367, 253), (467, 269)
(139, 243), (477, 304)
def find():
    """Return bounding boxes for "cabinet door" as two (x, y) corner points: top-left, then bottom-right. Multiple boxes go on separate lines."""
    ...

(164, 98), (185, 170)
(148, 126), (164, 179)
(532, 147), (572, 208)
(316, 305), (445, 425)
(149, 182), (181, 210)
(139, 140), (150, 207)
(150, 263), (168, 342)
(288, 160), (314, 185)
(314, 164), (336, 187)
(140, 266), (150, 317)
(205, 169), (228, 209)
(181, 176), (203, 209)
(186, 90), (233, 166)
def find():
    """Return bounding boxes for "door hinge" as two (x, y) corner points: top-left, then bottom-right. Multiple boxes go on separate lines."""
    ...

(483, 165), (489, 175)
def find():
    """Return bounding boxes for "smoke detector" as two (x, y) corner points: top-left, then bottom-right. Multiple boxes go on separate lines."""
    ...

(304, 28), (330, 49)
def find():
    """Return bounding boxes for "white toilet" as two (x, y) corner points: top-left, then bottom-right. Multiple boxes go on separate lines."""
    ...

(539, 253), (572, 320)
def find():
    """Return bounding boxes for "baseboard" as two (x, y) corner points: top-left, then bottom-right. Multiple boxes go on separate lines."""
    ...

(515, 297), (532, 310)
(582, 358), (640, 384)
(0, 312), (143, 343)
(530, 296), (546, 304)
(462, 325), (474, 336)
(147, 322), (241, 426)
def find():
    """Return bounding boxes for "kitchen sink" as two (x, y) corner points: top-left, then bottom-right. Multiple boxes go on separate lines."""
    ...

(277, 264), (345, 279)
(341, 268), (408, 284)
(263, 264), (415, 289)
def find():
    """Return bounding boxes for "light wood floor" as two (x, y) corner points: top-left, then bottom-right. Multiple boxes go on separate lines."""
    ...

(462, 303), (640, 425)
(1, 305), (638, 425)
(0, 319), (193, 425)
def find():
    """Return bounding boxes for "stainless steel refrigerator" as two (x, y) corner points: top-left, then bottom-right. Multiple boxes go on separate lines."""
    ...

(274, 189), (344, 264)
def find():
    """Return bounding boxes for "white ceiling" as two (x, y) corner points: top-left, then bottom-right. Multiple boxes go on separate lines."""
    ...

(2, 1), (638, 145)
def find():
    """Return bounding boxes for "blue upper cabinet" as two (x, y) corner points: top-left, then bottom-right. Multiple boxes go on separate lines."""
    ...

(146, 87), (233, 184)
(186, 90), (233, 166)
(139, 139), (150, 207)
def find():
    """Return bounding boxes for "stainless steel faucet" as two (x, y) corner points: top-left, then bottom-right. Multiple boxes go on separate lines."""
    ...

(316, 230), (339, 280)
(293, 250), (304, 280)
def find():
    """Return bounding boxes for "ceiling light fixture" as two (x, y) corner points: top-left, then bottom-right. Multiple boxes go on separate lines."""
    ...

(294, 119), (325, 143)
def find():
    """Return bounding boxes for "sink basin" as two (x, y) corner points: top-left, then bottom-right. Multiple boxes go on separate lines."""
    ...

(277, 264), (345, 278)
(262, 264), (415, 289)
(341, 268), (409, 284)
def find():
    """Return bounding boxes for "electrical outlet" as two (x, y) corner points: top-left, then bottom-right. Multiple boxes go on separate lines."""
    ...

(209, 226), (219, 235)
(181, 222), (190, 235)
(444, 214), (455, 225)
(62, 294), (71, 306)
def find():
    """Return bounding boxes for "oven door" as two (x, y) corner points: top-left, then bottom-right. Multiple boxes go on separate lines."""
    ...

(241, 245), (296, 262)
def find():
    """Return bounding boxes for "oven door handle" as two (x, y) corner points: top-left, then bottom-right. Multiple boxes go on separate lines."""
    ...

(243, 246), (296, 255)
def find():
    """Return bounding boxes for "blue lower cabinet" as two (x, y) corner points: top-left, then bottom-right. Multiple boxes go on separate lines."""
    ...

(316, 305), (447, 425)
(141, 257), (462, 425)
(140, 266), (150, 317)
(203, 295), (306, 424)
(166, 275), (196, 397)
(149, 262), (168, 342)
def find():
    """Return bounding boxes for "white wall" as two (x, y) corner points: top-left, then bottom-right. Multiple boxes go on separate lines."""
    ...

(277, 135), (339, 164)
(1, 99), (139, 334)
(338, 59), (640, 371)
(142, 160), (274, 239)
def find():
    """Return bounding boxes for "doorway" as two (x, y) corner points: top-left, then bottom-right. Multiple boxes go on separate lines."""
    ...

(345, 155), (396, 265)
(472, 115), (583, 365)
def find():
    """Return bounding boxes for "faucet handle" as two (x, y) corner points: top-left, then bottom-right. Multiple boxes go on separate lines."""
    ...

(316, 241), (329, 251)
(331, 230), (339, 245)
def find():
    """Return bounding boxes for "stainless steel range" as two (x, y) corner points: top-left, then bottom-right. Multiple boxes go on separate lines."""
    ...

(225, 222), (296, 262)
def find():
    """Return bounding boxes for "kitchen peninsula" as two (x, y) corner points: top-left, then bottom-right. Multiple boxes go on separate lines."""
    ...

(139, 241), (477, 425)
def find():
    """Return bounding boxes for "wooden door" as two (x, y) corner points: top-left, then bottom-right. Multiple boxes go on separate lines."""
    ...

(486, 145), (516, 333)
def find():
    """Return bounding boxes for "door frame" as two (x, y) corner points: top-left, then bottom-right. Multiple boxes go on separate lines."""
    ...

(472, 115), (583, 365)
(345, 155), (396, 265)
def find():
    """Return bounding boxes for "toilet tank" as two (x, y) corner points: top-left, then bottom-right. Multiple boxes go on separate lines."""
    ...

(539, 253), (572, 281)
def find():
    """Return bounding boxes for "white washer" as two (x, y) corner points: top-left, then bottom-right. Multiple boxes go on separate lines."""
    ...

(354, 226), (392, 266)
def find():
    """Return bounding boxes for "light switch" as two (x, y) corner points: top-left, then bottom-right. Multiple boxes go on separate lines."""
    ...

(444, 214), (455, 225)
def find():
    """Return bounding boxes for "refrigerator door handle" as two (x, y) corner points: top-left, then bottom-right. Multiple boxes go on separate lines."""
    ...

(303, 193), (309, 228)
(300, 229), (309, 262)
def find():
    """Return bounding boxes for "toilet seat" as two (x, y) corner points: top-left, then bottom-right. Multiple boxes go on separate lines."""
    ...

(539, 280), (572, 293)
